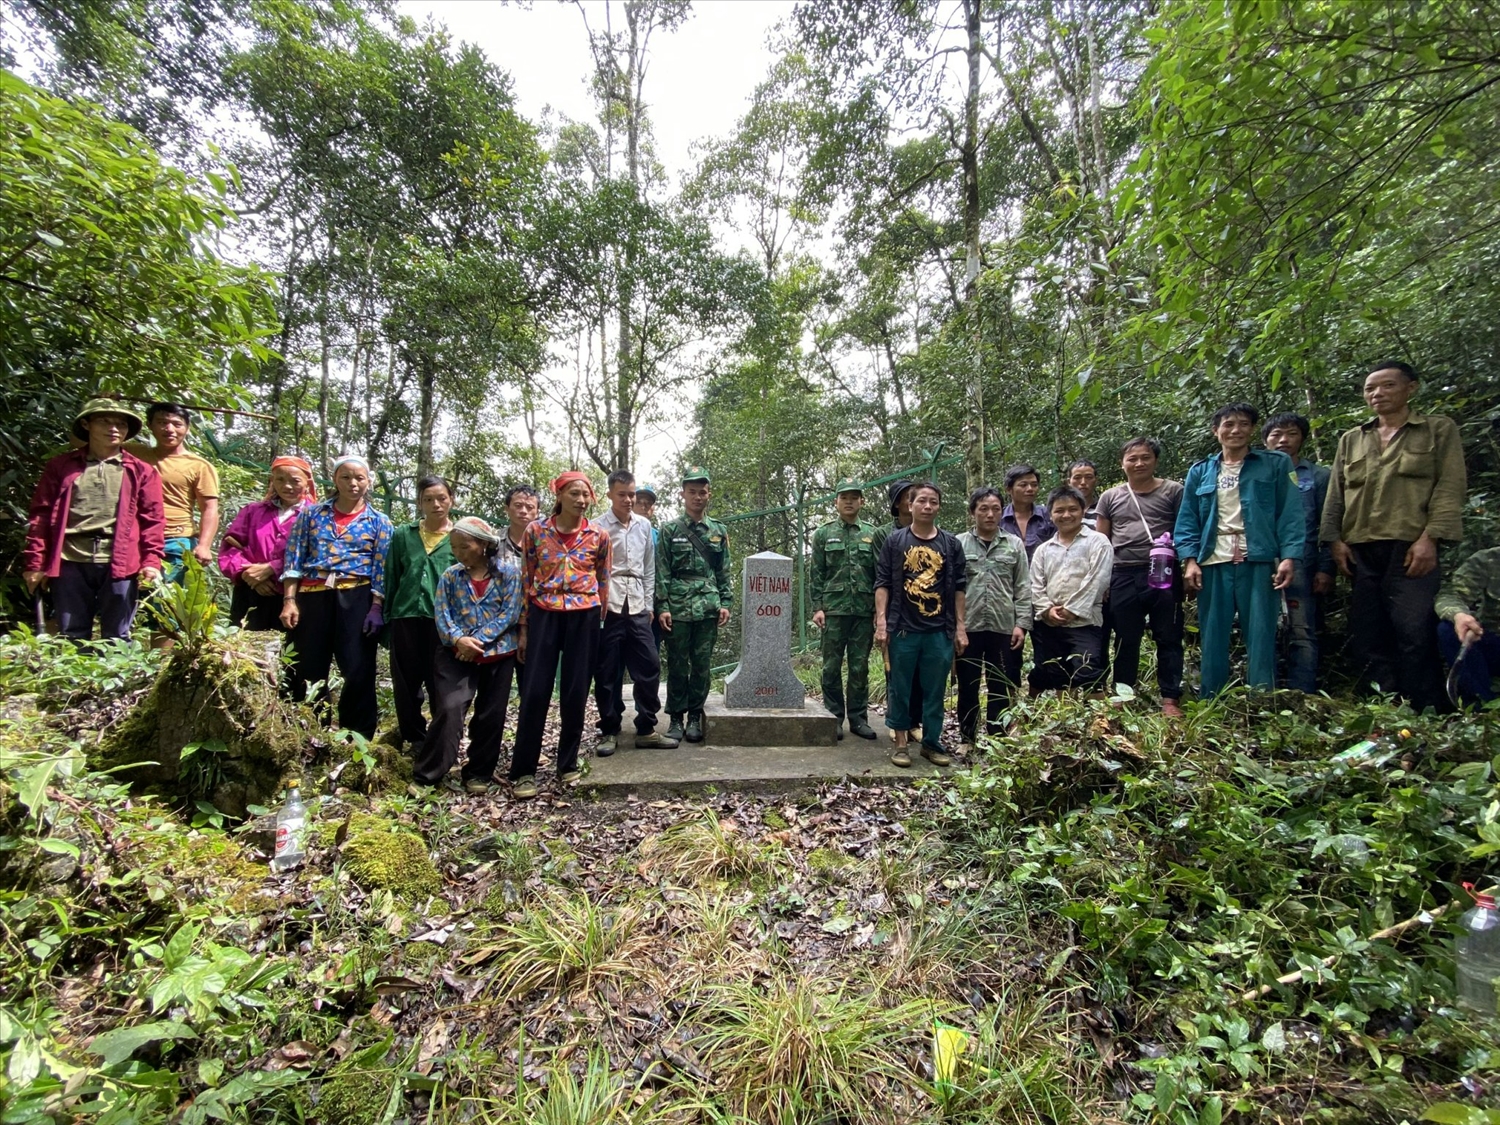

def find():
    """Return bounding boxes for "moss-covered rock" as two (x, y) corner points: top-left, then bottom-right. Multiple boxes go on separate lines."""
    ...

(93, 632), (310, 818)
(320, 734), (413, 795)
(341, 816), (441, 899)
(316, 1055), (396, 1125)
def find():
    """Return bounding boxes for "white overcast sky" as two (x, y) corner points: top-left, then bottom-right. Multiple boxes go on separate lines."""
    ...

(400, 0), (796, 186)
(397, 0), (797, 480)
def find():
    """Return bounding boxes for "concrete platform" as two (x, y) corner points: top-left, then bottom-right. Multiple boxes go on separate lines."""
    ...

(702, 695), (841, 746)
(582, 738), (950, 795)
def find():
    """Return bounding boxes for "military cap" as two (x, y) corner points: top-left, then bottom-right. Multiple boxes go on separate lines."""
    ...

(73, 397), (144, 441)
(635, 482), (658, 498)
(681, 466), (711, 484)
(835, 479), (864, 495)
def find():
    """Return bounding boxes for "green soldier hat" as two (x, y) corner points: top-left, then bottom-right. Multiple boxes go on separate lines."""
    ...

(681, 465), (712, 484)
(636, 482), (658, 498)
(73, 397), (144, 441)
(834, 479), (863, 496)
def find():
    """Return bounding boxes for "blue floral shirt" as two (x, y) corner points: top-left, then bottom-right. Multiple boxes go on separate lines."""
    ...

(434, 559), (522, 658)
(283, 500), (395, 597)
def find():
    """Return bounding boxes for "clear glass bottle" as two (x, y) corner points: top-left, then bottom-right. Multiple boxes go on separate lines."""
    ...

(1457, 883), (1500, 1015)
(271, 782), (307, 873)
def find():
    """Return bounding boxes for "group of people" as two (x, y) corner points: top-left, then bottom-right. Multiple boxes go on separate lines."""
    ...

(811, 361), (1479, 768)
(18, 361), (1491, 792)
(21, 402), (739, 796)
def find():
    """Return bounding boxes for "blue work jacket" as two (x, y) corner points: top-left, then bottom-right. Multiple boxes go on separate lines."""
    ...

(1174, 448), (1305, 565)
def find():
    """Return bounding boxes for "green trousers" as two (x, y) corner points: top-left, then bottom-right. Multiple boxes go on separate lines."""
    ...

(665, 616), (719, 715)
(1198, 561), (1278, 697)
(885, 630), (953, 751)
(820, 614), (874, 725)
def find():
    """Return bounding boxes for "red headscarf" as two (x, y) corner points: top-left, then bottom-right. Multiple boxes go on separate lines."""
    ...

(267, 456), (318, 503)
(550, 470), (595, 500)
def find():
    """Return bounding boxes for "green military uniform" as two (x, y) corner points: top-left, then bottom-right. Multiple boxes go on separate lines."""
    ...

(656, 467), (733, 735)
(810, 483), (878, 735)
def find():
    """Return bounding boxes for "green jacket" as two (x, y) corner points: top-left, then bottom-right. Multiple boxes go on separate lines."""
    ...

(655, 516), (733, 621)
(1321, 411), (1467, 545)
(1436, 546), (1500, 625)
(383, 523), (456, 621)
(810, 519), (877, 615)
(957, 529), (1031, 633)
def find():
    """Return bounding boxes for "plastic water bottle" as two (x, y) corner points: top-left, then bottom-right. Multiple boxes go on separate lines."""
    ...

(272, 783), (307, 873)
(1457, 883), (1500, 1014)
(1147, 533), (1176, 590)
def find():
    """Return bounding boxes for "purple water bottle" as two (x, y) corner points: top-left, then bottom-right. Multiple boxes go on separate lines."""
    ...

(1148, 532), (1175, 589)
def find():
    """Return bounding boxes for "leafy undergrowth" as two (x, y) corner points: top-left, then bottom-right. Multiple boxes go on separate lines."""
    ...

(1, 630), (1499, 1123)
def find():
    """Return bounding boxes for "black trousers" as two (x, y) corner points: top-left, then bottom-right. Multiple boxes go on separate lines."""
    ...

(415, 645), (516, 784)
(955, 629), (1022, 741)
(52, 561), (138, 641)
(512, 606), (601, 779)
(1109, 566), (1185, 699)
(286, 586), (378, 738)
(1348, 540), (1445, 712)
(229, 582), (282, 632)
(389, 616), (440, 745)
(1029, 622), (1107, 691)
(595, 609), (662, 736)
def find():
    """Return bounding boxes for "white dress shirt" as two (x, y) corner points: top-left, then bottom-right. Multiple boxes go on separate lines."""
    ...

(597, 507), (655, 615)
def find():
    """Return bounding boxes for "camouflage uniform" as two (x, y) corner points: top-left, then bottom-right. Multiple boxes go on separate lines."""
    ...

(810, 492), (878, 733)
(1435, 546), (1500, 706)
(656, 471), (733, 723)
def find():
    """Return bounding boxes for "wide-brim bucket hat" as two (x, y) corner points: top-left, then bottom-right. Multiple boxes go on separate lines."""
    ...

(73, 398), (144, 442)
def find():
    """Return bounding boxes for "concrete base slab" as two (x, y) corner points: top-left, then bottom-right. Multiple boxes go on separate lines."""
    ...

(583, 738), (949, 795)
(702, 694), (841, 747)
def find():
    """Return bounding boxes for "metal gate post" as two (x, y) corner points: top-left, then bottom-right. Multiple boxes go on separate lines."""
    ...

(795, 484), (807, 651)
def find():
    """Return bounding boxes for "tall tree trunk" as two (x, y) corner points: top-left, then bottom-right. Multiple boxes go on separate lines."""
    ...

(613, 2), (642, 470)
(317, 308), (331, 476)
(417, 351), (436, 479)
(962, 0), (985, 493)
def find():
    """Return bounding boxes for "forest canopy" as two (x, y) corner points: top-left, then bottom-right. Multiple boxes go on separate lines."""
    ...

(1, 0), (1496, 534)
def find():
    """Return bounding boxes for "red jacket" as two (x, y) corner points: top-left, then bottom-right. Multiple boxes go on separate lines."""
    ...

(22, 448), (166, 578)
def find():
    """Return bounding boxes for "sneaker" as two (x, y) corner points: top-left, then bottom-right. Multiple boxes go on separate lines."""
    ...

(512, 775), (538, 799)
(463, 777), (490, 795)
(596, 735), (617, 758)
(1161, 698), (1185, 719)
(685, 712), (705, 744)
(560, 769), (583, 786)
(849, 721), (878, 740)
(907, 727), (921, 742)
(665, 714), (686, 743)
(921, 744), (952, 767)
(890, 747), (912, 768)
(635, 730), (679, 748)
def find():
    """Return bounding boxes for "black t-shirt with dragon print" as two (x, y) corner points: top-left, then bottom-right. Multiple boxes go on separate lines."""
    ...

(875, 526), (967, 637)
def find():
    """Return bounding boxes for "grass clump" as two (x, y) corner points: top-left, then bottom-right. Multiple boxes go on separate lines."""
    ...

(474, 891), (651, 998)
(640, 807), (786, 885)
(692, 977), (953, 1124)
(341, 816), (441, 900)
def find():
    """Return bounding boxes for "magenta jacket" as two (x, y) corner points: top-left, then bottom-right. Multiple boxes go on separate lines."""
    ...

(217, 499), (306, 593)
(23, 448), (165, 579)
